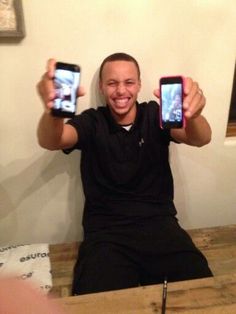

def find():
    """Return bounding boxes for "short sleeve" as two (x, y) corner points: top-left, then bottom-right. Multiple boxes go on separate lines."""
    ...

(63, 108), (96, 154)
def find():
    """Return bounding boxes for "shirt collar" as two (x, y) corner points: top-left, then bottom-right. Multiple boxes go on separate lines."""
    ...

(104, 102), (141, 133)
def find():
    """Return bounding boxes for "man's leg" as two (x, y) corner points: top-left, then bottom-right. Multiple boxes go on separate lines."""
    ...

(140, 250), (212, 286)
(139, 217), (213, 286)
(163, 250), (213, 282)
(72, 241), (140, 295)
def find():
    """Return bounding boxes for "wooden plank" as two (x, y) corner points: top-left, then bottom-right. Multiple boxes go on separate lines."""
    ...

(50, 242), (79, 297)
(188, 224), (236, 249)
(226, 122), (236, 137)
(56, 274), (236, 313)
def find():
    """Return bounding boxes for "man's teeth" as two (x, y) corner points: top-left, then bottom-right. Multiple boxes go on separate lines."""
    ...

(115, 98), (128, 105)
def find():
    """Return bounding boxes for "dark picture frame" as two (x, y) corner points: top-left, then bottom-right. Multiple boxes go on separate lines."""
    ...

(226, 60), (236, 137)
(229, 61), (236, 121)
(0, 0), (25, 38)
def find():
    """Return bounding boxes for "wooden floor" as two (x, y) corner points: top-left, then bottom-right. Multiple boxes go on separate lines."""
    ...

(49, 224), (236, 298)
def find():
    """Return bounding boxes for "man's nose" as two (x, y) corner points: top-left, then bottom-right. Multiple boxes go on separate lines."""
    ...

(116, 83), (126, 94)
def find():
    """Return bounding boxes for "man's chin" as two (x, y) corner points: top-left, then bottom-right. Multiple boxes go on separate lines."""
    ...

(108, 100), (137, 120)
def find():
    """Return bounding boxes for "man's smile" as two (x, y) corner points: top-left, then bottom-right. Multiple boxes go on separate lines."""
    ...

(113, 97), (131, 107)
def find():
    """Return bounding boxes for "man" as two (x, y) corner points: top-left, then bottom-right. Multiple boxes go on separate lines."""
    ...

(37, 53), (212, 295)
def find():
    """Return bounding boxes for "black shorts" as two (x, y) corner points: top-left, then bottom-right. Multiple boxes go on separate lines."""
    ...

(72, 216), (212, 295)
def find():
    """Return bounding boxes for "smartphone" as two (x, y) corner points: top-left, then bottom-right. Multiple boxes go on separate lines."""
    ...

(159, 76), (185, 129)
(51, 62), (81, 118)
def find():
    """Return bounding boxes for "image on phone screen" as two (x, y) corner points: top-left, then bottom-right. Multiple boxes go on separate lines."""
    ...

(54, 68), (80, 114)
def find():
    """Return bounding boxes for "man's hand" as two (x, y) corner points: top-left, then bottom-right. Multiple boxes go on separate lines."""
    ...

(153, 77), (206, 120)
(182, 77), (206, 120)
(154, 77), (211, 147)
(36, 59), (83, 150)
(37, 58), (85, 114)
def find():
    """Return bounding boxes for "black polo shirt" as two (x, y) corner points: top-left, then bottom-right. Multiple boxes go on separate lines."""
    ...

(65, 101), (177, 232)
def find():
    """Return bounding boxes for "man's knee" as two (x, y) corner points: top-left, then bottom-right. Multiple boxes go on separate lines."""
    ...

(168, 251), (213, 282)
(72, 242), (139, 295)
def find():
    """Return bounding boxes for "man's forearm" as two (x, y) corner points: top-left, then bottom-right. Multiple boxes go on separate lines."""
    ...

(37, 112), (64, 150)
(184, 115), (212, 147)
(171, 115), (212, 147)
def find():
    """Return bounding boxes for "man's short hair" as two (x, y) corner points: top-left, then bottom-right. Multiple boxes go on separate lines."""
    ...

(99, 52), (141, 80)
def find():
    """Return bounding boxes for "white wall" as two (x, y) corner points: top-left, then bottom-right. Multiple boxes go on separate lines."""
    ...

(0, 0), (235, 245)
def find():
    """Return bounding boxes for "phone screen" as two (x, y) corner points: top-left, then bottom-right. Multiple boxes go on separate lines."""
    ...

(160, 76), (184, 129)
(51, 62), (80, 118)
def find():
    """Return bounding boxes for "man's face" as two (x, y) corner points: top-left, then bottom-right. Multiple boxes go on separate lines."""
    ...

(99, 60), (141, 123)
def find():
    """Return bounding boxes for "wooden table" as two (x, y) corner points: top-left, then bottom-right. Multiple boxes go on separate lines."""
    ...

(49, 224), (236, 312)
(57, 273), (236, 313)
(49, 224), (236, 299)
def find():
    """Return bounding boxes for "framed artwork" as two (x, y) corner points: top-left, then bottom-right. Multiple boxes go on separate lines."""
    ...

(0, 0), (25, 38)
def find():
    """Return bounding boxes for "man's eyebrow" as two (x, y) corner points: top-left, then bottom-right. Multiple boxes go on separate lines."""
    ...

(106, 78), (136, 82)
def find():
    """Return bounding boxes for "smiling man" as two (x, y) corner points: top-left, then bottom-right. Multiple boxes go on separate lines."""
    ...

(98, 55), (141, 125)
(37, 52), (212, 295)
